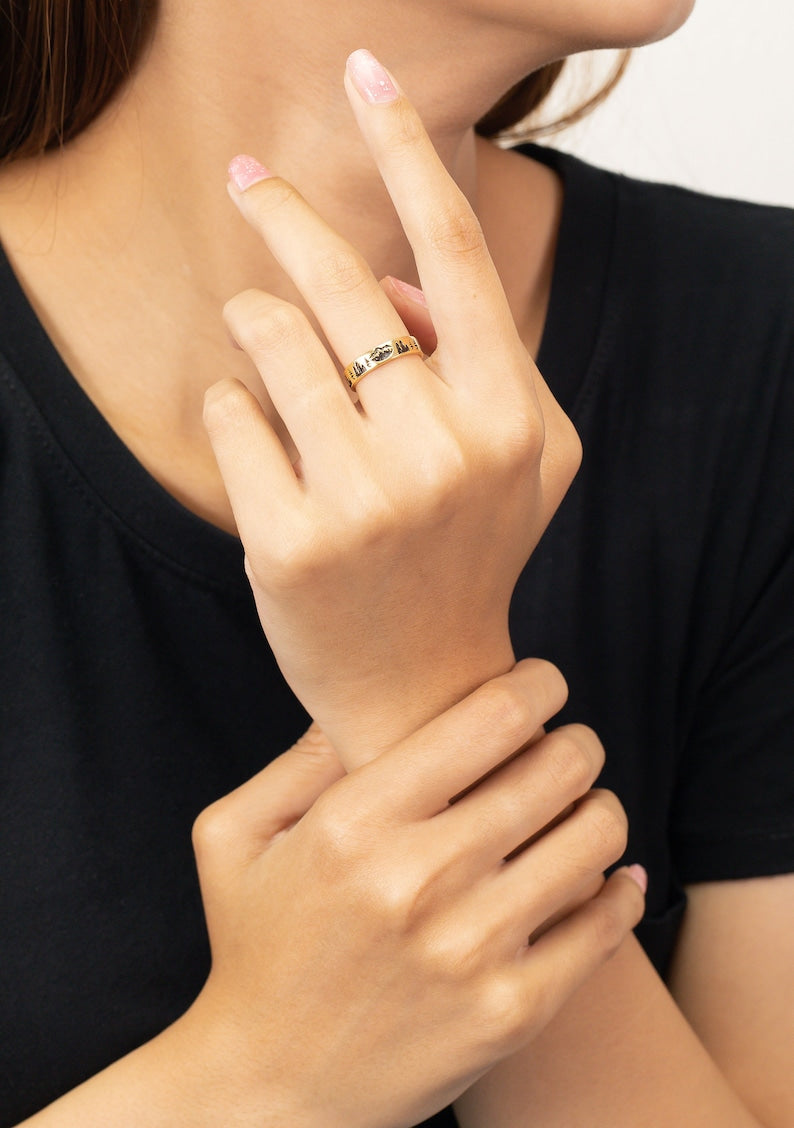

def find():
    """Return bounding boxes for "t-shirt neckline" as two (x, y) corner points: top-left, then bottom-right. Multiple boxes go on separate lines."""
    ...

(0, 145), (617, 582)
(520, 142), (618, 416)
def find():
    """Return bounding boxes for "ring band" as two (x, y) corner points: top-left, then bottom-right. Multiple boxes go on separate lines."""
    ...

(343, 335), (422, 390)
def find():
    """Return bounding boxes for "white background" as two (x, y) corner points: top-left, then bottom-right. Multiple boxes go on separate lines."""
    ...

(535, 0), (794, 208)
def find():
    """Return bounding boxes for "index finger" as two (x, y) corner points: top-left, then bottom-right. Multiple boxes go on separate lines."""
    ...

(347, 659), (569, 823)
(344, 50), (524, 367)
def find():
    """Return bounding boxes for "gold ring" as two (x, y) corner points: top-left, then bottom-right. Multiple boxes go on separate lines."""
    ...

(343, 335), (422, 390)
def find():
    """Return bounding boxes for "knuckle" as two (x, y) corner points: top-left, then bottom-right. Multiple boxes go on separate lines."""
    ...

(266, 537), (318, 591)
(372, 870), (427, 931)
(591, 894), (629, 957)
(239, 299), (309, 357)
(223, 291), (311, 356)
(312, 246), (372, 302)
(583, 791), (629, 860)
(479, 974), (527, 1048)
(424, 205), (488, 267)
(244, 522), (316, 593)
(191, 798), (235, 868)
(420, 920), (484, 984)
(309, 792), (367, 869)
(572, 724), (605, 776)
(477, 681), (535, 748)
(536, 659), (570, 711)
(246, 174), (298, 217)
(501, 406), (546, 465)
(543, 407), (583, 494)
(543, 729), (595, 795)
(202, 378), (254, 434)
(381, 98), (426, 154)
(559, 413), (584, 477)
(514, 658), (569, 716)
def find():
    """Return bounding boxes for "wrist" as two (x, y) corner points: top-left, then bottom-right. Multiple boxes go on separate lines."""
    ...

(162, 992), (331, 1128)
(320, 633), (516, 768)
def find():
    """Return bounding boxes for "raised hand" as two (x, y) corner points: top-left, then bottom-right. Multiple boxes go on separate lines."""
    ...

(204, 50), (582, 766)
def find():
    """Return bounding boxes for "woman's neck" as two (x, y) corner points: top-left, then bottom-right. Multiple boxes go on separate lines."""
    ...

(0, 4), (562, 530)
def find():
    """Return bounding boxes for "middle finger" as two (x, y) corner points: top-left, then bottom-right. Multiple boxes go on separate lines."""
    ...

(227, 163), (429, 411)
(437, 724), (605, 867)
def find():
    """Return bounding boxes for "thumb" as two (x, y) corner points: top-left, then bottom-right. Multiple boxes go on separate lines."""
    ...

(256, 723), (347, 838)
(198, 724), (346, 852)
(284, 722), (347, 802)
(380, 275), (438, 355)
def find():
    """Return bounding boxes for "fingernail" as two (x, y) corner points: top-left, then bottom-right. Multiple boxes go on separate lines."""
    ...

(387, 276), (428, 307)
(346, 49), (399, 105)
(228, 154), (273, 192)
(625, 864), (648, 894)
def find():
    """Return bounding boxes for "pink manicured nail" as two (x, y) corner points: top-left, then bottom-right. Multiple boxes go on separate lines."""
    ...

(347, 49), (399, 105)
(387, 276), (428, 307)
(626, 864), (648, 894)
(228, 154), (272, 192)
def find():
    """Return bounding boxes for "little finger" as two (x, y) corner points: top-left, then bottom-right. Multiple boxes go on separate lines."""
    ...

(222, 289), (360, 479)
(466, 789), (629, 953)
(203, 377), (303, 536)
(502, 868), (646, 1046)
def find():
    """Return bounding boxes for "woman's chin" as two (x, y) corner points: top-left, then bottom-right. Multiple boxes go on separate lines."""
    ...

(594, 0), (697, 48)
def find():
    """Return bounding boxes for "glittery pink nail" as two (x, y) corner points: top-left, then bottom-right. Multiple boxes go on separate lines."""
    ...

(228, 154), (272, 192)
(347, 50), (399, 105)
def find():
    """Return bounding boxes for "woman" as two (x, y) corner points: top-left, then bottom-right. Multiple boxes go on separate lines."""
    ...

(0, 1), (792, 1125)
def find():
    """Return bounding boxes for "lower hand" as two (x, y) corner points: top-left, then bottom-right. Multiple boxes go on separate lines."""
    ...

(183, 660), (644, 1128)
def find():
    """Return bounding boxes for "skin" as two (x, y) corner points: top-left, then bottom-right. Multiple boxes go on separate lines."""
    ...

(16, 665), (646, 1127)
(1, 0), (792, 1123)
(0, 0), (693, 537)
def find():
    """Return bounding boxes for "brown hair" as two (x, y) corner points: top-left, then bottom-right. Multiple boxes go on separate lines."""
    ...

(0, 1), (625, 164)
(476, 51), (631, 142)
(0, 0), (158, 164)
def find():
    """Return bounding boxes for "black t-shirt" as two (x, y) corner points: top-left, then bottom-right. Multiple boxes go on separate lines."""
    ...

(1, 146), (793, 1127)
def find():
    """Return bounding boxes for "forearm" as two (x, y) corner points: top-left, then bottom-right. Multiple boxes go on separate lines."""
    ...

(454, 934), (761, 1128)
(15, 1004), (311, 1128)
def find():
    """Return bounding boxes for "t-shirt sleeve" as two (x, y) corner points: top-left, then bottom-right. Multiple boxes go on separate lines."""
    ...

(670, 323), (794, 884)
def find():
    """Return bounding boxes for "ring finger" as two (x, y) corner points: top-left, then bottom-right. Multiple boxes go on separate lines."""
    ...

(226, 161), (429, 410)
(437, 723), (604, 868)
(466, 789), (629, 953)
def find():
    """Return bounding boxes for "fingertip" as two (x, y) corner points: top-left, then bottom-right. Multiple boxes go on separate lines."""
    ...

(202, 377), (256, 435)
(511, 657), (570, 715)
(608, 864), (647, 933)
(202, 376), (232, 417)
(622, 863), (649, 895)
(227, 154), (273, 194)
(345, 49), (400, 106)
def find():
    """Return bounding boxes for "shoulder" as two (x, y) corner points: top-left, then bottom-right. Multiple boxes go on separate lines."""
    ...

(611, 172), (794, 319)
(527, 143), (794, 328)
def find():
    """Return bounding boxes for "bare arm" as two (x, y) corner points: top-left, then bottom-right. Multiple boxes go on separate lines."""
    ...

(455, 874), (794, 1127)
(667, 875), (794, 1124)
(14, 670), (644, 1128)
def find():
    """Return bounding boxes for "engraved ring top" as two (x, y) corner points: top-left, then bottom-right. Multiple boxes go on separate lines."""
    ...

(343, 335), (422, 390)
